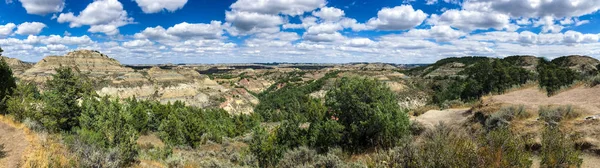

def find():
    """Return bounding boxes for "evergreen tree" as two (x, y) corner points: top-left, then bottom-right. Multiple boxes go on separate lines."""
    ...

(0, 49), (17, 113)
(41, 67), (94, 132)
(326, 76), (410, 151)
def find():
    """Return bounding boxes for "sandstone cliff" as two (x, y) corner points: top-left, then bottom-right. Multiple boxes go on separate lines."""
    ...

(1, 56), (33, 75)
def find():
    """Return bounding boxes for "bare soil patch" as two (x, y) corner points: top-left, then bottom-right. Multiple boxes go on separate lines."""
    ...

(0, 118), (30, 168)
(491, 86), (600, 115)
(414, 108), (471, 128)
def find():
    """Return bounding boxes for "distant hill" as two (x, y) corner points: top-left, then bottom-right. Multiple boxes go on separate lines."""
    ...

(405, 56), (491, 77)
(551, 55), (600, 75)
(407, 55), (600, 77)
(1, 56), (34, 75)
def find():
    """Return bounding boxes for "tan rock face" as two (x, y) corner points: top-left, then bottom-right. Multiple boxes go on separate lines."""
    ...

(1, 56), (33, 75)
(16, 50), (260, 115)
(21, 50), (134, 83)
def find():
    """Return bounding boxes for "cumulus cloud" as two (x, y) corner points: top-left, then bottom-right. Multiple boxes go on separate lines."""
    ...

(18, 0), (64, 15)
(366, 5), (428, 30)
(429, 9), (511, 31)
(230, 0), (325, 16)
(463, 0), (600, 18)
(57, 0), (133, 35)
(135, 21), (224, 41)
(313, 7), (345, 21)
(404, 25), (467, 42)
(225, 11), (283, 34)
(15, 22), (46, 35)
(0, 23), (16, 36)
(123, 39), (154, 48)
(134, 0), (188, 13)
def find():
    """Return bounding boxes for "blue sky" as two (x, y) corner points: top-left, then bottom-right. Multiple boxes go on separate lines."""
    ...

(1, 0), (600, 64)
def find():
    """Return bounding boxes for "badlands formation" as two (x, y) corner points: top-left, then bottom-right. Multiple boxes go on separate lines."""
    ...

(12, 50), (259, 115)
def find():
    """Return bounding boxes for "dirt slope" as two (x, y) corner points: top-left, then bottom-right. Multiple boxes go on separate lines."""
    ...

(490, 86), (600, 115)
(0, 118), (29, 168)
(414, 108), (471, 128)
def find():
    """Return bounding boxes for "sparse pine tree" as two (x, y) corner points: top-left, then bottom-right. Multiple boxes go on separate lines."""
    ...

(326, 76), (410, 151)
(41, 66), (94, 132)
(0, 55), (16, 113)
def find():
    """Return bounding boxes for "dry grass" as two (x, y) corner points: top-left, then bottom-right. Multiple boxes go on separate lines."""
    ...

(0, 115), (76, 168)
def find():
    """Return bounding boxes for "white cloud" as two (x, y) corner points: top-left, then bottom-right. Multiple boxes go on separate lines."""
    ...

(534, 16), (563, 33)
(18, 0), (64, 15)
(0, 23), (16, 36)
(57, 0), (133, 35)
(134, 0), (188, 13)
(429, 9), (511, 31)
(16, 22), (46, 35)
(404, 25), (467, 42)
(225, 11), (284, 34)
(313, 7), (345, 21)
(463, 0), (600, 19)
(123, 39), (154, 48)
(47, 44), (68, 51)
(303, 32), (345, 42)
(366, 5), (428, 30)
(166, 21), (223, 39)
(425, 0), (438, 5)
(230, 0), (325, 16)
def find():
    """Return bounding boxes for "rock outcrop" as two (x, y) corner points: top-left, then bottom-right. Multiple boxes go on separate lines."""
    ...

(17, 50), (259, 115)
(1, 56), (33, 75)
(20, 50), (134, 83)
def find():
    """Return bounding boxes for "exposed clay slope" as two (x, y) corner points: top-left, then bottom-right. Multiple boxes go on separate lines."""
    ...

(490, 86), (600, 114)
(552, 55), (600, 74)
(1, 56), (33, 75)
(21, 50), (134, 83)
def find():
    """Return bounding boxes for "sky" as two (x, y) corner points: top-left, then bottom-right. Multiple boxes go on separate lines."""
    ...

(1, 0), (600, 64)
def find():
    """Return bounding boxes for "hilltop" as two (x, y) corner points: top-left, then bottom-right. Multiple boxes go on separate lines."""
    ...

(0, 56), (33, 75)
(407, 55), (600, 78)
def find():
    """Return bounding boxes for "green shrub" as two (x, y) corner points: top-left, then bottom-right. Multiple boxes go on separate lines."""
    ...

(308, 119), (344, 153)
(589, 74), (600, 87)
(537, 59), (578, 96)
(41, 67), (94, 132)
(276, 146), (346, 168)
(0, 57), (16, 112)
(485, 105), (530, 129)
(538, 105), (580, 123)
(477, 128), (532, 167)
(326, 76), (410, 151)
(6, 82), (41, 122)
(419, 124), (478, 168)
(74, 96), (140, 167)
(540, 127), (582, 167)
(249, 127), (285, 167)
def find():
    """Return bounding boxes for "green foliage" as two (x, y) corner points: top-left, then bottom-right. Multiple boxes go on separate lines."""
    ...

(276, 147), (346, 168)
(540, 127), (582, 167)
(255, 71), (339, 122)
(589, 74), (600, 87)
(538, 105), (581, 123)
(6, 82), (41, 121)
(485, 105), (530, 129)
(407, 56), (490, 76)
(73, 96), (140, 167)
(249, 127), (286, 167)
(419, 124), (479, 167)
(537, 59), (578, 96)
(308, 119), (344, 153)
(326, 76), (410, 151)
(432, 59), (534, 104)
(41, 67), (94, 132)
(0, 57), (16, 112)
(369, 125), (531, 168)
(476, 128), (532, 168)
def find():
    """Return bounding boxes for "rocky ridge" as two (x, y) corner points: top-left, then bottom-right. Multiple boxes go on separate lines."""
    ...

(17, 50), (258, 115)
